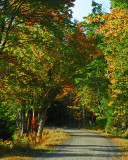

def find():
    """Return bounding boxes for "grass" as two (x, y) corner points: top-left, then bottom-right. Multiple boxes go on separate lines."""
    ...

(110, 137), (128, 160)
(0, 128), (70, 160)
(36, 128), (70, 150)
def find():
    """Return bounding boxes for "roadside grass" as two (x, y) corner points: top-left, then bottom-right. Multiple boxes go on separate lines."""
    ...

(0, 128), (70, 160)
(110, 137), (128, 160)
(36, 128), (70, 150)
(83, 127), (128, 160)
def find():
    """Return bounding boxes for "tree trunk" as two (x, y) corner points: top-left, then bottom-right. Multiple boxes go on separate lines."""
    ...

(82, 105), (85, 127)
(21, 109), (26, 136)
(37, 108), (47, 139)
(28, 109), (32, 132)
(16, 111), (21, 129)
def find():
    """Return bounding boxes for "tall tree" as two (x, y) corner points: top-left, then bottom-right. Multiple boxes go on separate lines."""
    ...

(1, 21), (97, 137)
(82, 0), (103, 37)
(89, 7), (128, 133)
(0, 0), (75, 137)
(73, 1), (109, 127)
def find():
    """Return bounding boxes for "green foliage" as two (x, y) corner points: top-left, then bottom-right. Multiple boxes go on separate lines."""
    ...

(12, 130), (38, 147)
(0, 0), (127, 141)
(1, 0), (105, 137)
(95, 116), (107, 130)
(122, 129), (128, 138)
(1, 4), (93, 136)
(0, 139), (13, 156)
(75, 2), (128, 136)
(97, 8), (128, 133)
(74, 55), (109, 117)
(0, 101), (16, 140)
(82, 0), (103, 37)
(91, 1), (102, 14)
(0, 0), (75, 54)
(110, 0), (128, 9)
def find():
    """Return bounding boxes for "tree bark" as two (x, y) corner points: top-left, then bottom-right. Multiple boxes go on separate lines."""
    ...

(37, 108), (47, 139)
(16, 111), (21, 129)
(21, 109), (26, 136)
(82, 105), (85, 127)
(28, 109), (32, 132)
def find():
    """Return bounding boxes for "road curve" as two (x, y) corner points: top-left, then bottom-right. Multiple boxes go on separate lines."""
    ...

(34, 128), (121, 160)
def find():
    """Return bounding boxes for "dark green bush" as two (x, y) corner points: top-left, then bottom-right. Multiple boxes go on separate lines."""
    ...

(95, 116), (107, 129)
(0, 103), (16, 140)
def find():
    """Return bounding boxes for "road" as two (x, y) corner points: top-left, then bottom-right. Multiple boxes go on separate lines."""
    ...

(34, 128), (121, 160)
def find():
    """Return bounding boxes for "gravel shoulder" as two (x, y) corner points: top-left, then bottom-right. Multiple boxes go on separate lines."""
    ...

(34, 128), (122, 160)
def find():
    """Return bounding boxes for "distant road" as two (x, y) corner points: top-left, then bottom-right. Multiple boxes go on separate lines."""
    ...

(34, 128), (121, 160)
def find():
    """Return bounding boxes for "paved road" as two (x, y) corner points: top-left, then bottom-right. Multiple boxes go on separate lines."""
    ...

(34, 128), (121, 160)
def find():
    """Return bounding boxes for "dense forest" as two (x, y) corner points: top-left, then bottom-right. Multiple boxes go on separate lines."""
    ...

(0, 0), (128, 143)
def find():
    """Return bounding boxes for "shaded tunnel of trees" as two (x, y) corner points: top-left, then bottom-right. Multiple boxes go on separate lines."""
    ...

(0, 0), (128, 141)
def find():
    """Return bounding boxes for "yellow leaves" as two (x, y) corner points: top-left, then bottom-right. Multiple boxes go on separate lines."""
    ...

(73, 98), (79, 104)
(85, 16), (91, 21)
(110, 79), (118, 85)
(104, 33), (109, 37)
(108, 101), (114, 106)
(97, 15), (101, 19)
(101, 14), (109, 20)
(105, 73), (109, 77)
(111, 94), (117, 98)
(74, 111), (83, 121)
(55, 93), (66, 99)
(2, 102), (7, 105)
(113, 32), (118, 37)
(30, 106), (34, 109)
(110, 9), (126, 18)
(90, 9), (128, 40)
(55, 88), (70, 99)
(113, 89), (121, 94)
(92, 17), (99, 22)
(67, 106), (80, 110)
(88, 16), (100, 23)
(103, 9), (127, 39)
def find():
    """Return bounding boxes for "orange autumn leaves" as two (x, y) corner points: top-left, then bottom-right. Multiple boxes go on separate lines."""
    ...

(100, 9), (127, 39)
(86, 8), (128, 126)
(66, 23), (101, 59)
(86, 9), (128, 40)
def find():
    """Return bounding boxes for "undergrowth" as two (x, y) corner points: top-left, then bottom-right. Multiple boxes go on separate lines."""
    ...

(0, 128), (69, 160)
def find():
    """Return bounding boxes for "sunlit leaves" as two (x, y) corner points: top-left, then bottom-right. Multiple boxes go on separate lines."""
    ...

(88, 8), (128, 131)
(75, 4), (128, 132)
(0, 0), (75, 55)
(110, 0), (128, 9)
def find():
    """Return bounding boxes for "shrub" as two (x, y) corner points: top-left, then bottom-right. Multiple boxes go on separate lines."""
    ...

(122, 129), (128, 138)
(0, 139), (13, 156)
(95, 116), (107, 130)
(0, 103), (16, 140)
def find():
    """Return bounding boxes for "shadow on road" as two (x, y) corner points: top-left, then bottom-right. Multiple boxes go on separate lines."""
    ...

(40, 149), (121, 159)
(70, 134), (108, 138)
(53, 144), (120, 149)
(1, 128), (123, 160)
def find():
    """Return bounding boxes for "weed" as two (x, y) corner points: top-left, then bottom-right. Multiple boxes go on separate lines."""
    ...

(0, 128), (69, 159)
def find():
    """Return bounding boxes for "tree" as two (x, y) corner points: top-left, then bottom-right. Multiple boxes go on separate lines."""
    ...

(0, 25), (69, 136)
(1, 21), (97, 137)
(71, 1), (109, 128)
(0, 0), (75, 54)
(0, 0), (76, 137)
(0, 100), (16, 140)
(89, 8), (128, 133)
(82, 0), (103, 37)
(110, 0), (128, 9)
